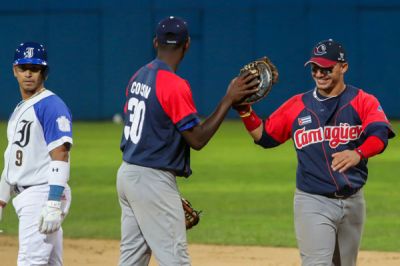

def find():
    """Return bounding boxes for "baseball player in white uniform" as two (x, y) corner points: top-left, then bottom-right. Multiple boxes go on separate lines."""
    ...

(0, 42), (72, 266)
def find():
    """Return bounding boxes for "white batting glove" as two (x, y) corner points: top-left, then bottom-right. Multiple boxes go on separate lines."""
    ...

(38, 200), (62, 234)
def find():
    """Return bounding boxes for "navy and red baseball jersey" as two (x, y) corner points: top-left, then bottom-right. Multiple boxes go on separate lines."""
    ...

(257, 85), (395, 195)
(120, 59), (200, 177)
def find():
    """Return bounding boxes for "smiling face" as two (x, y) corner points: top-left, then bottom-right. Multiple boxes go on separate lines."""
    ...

(311, 62), (348, 95)
(13, 64), (45, 99)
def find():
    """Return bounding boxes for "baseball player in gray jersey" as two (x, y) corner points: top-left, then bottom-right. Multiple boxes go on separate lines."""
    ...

(0, 42), (72, 265)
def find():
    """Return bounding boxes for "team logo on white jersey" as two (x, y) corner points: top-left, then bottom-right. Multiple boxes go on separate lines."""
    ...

(56, 116), (71, 132)
(294, 123), (363, 149)
(24, 47), (35, 58)
(13, 120), (33, 147)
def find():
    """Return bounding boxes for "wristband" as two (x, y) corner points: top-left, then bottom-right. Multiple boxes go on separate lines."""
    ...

(241, 110), (262, 132)
(238, 106), (252, 118)
(356, 136), (384, 159)
(354, 148), (364, 159)
(48, 185), (65, 201)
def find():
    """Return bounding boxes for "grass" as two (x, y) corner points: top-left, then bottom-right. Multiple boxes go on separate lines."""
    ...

(0, 120), (399, 251)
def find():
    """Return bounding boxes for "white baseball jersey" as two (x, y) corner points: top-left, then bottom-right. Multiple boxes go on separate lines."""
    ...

(2, 89), (72, 186)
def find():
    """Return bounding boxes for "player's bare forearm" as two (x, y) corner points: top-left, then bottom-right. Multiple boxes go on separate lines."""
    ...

(49, 143), (71, 162)
(182, 97), (232, 150)
(248, 124), (263, 141)
(331, 150), (361, 173)
(182, 73), (259, 150)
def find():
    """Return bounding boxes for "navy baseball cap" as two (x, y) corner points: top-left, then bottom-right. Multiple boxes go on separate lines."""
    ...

(13, 42), (48, 66)
(156, 16), (188, 45)
(304, 39), (346, 67)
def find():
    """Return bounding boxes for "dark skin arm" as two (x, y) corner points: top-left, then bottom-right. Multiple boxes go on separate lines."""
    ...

(182, 72), (259, 150)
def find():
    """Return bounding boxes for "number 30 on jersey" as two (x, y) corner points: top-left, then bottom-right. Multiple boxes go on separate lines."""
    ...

(124, 97), (146, 144)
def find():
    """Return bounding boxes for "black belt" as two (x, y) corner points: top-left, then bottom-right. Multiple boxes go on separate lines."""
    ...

(13, 185), (32, 194)
(322, 188), (361, 199)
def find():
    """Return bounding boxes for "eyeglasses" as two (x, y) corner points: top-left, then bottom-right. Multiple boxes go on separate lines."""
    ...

(311, 65), (335, 75)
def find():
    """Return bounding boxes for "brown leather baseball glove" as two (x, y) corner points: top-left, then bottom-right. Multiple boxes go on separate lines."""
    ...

(238, 56), (279, 105)
(181, 197), (201, 230)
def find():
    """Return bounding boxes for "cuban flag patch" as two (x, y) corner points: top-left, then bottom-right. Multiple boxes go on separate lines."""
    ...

(298, 115), (312, 126)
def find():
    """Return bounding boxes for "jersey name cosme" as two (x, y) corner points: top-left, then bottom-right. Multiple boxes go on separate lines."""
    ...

(129, 81), (152, 99)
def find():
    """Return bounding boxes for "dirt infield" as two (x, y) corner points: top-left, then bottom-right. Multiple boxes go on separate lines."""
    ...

(1, 235), (400, 265)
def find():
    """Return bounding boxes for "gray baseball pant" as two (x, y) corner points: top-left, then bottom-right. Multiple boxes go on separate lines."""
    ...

(116, 162), (190, 266)
(294, 189), (365, 266)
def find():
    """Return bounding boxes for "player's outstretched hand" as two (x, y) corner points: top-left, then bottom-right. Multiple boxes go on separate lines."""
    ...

(38, 200), (63, 234)
(225, 71), (260, 106)
(331, 150), (361, 173)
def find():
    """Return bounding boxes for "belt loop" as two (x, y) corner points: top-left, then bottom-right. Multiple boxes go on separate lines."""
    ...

(12, 183), (47, 195)
(13, 185), (21, 194)
(325, 187), (361, 199)
(12, 185), (31, 195)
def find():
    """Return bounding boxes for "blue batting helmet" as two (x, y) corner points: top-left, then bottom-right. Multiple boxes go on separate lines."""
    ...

(13, 42), (48, 66)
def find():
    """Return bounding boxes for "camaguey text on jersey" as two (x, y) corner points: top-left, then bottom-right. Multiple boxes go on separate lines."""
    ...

(294, 123), (363, 149)
(130, 81), (151, 99)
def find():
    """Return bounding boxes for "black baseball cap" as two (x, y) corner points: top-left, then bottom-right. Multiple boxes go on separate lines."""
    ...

(304, 39), (346, 68)
(156, 16), (189, 45)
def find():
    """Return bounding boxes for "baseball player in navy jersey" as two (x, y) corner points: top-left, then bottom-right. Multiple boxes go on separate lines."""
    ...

(116, 16), (258, 265)
(236, 39), (395, 266)
(0, 42), (72, 265)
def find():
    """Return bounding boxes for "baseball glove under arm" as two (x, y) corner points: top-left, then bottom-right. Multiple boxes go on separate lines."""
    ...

(181, 197), (201, 230)
(238, 56), (279, 105)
